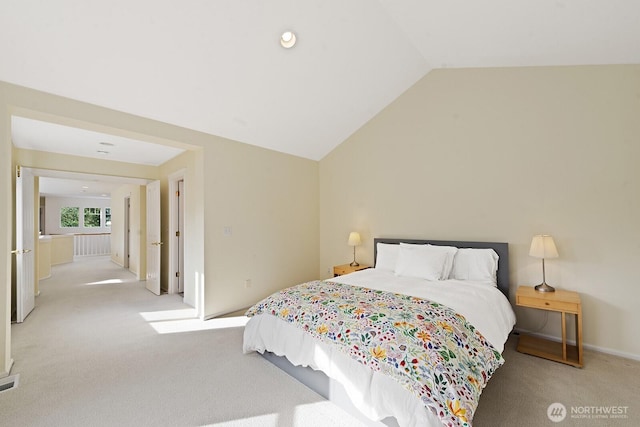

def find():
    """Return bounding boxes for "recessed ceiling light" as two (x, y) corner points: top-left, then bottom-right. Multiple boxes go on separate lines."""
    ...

(82, 186), (89, 189)
(280, 31), (297, 49)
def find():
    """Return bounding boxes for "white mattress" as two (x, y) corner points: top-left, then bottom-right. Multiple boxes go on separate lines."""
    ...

(243, 268), (516, 427)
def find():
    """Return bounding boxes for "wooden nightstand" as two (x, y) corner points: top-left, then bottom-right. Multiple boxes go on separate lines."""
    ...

(333, 264), (370, 277)
(516, 286), (583, 367)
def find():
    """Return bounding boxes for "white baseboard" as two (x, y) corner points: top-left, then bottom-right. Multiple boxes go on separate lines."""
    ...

(581, 342), (640, 362)
(513, 328), (640, 362)
(0, 358), (14, 379)
(110, 258), (124, 267)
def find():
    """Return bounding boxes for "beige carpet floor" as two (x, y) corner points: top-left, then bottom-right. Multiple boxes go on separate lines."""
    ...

(2, 256), (638, 426)
(475, 330), (639, 426)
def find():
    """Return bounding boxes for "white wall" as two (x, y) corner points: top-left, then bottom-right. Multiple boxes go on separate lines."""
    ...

(319, 65), (640, 359)
(44, 196), (111, 235)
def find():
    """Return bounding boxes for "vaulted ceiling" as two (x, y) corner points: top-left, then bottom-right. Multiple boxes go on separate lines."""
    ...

(2, 1), (639, 162)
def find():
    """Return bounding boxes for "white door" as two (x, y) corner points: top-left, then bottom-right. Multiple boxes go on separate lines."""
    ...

(15, 166), (36, 322)
(146, 180), (161, 295)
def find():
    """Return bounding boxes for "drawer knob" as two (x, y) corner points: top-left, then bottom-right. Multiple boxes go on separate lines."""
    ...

(545, 302), (550, 306)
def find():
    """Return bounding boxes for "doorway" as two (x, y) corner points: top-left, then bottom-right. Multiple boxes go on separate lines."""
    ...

(124, 196), (130, 270)
(177, 179), (184, 294)
(11, 114), (201, 314)
(168, 170), (186, 297)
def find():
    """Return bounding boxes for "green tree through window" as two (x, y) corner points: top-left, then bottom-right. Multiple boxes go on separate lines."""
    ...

(60, 207), (79, 227)
(84, 207), (101, 227)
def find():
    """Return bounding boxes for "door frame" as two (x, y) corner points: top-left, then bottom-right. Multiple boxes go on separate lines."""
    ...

(168, 169), (185, 295)
(123, 196), (130, 269)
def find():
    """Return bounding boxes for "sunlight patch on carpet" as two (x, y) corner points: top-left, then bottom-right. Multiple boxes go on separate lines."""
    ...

(140, 309), (249, 334)
(85, 278), (125, 286)
(201, 413), (278, 426)
(198, 401), (360, 427)
(292, 401), (365, 426)
(140, 308), (197, 322)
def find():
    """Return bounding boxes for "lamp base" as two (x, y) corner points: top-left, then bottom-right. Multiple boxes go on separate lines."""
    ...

(350, 261), (359, 267)
(535, 283), (556, 293)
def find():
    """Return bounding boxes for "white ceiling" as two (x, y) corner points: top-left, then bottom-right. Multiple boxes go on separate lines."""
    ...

(2, 0), (639, 164)
(11, 117), (185, 198)
(12, 116), (185, 166)
(33, 169), (150, 199)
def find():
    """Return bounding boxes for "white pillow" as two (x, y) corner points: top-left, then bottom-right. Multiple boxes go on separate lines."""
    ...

(449, 248), (499, 284)
(428, 244), (458, 279)
(399, 243), (458, 279)
(395, 244), (449, 281)
(375, 243), (399, 271)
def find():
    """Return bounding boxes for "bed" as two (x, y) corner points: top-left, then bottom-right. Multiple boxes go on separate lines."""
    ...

(243, 238), (516, 427)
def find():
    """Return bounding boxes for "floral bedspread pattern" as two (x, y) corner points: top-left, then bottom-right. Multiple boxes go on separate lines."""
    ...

(245, 280), (504, 427)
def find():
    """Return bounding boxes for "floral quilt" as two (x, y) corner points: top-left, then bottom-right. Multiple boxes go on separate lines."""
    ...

(245, 280), (504, 427)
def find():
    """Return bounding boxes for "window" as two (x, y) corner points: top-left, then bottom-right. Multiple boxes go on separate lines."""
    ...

(60, 207), (79, 227)
(84, 207), (101, 228)
(105, 207), (112, 227)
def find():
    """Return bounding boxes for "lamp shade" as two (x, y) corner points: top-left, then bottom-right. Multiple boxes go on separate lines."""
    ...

(529, 235), (559, 259)
(347, 232), (361, 247)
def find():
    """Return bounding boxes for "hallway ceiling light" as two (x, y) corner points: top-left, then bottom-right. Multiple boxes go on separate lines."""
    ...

(280, 31), (297, 48)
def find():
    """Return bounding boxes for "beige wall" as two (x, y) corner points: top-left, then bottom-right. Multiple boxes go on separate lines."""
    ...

(37, 236), (51, 280)
(50, 235), (74, 265)
(201, 138), (319, 318)
(0, 81), (319, 376)
(319, 65), (640, 359)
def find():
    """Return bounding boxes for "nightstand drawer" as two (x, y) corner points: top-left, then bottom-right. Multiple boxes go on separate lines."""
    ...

(333, 264), (370, 276)
(333, 265), (353, 276)
(517, 295), (580, 313)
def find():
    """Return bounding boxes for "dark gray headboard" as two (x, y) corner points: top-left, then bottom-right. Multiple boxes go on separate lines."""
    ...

(373, 238), (510, 298)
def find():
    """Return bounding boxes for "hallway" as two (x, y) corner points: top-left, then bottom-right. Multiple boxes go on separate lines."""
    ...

(2, 256), (359, 427)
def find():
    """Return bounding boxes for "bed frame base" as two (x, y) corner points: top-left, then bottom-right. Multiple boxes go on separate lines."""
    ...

(260, 351), (399, 427)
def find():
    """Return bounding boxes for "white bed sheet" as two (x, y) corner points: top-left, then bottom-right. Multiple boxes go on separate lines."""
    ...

(243, 269), (516, 427)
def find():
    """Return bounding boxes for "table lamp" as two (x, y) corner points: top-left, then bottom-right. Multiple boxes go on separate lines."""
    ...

(348, 232), (361, 267)
(529, 234), (559, 292)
